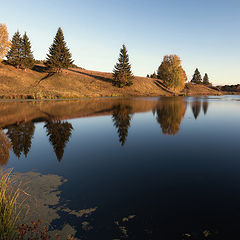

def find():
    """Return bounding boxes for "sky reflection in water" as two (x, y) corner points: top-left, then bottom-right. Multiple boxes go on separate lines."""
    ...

(1, 96), (240, 239)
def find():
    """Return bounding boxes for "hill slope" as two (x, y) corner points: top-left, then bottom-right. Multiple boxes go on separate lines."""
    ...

(0, 63), (221, 99)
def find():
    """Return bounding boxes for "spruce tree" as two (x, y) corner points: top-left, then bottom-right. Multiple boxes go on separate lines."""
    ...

(45, 27), (73, 73)
(113, 44), (133, 88)
(21, 32), (34, 69)
(191, 68), (202, 84)
(203, 73), (209, 85)
(6, 30), (22, 68)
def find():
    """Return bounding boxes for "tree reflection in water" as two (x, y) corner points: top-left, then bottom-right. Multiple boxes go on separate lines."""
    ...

(44, 121), (73, 162)
(112, 104), (133, 146)
(191, 101), (201, 119)
(6, 122), (35, 158)
(202, 101), (209, 115)
(155, 98), (186, 135)
(0, 130), (12, 166)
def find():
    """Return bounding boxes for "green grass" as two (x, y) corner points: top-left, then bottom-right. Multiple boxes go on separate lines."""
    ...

(0, 169), (29, 240)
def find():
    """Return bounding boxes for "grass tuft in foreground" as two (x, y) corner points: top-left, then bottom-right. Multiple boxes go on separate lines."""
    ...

(0, 169), (29, 240)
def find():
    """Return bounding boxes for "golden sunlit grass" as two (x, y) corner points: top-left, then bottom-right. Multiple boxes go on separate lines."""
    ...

(0, 62), (221, 99)
(0, 169), (29, 240)
(0, 62), (172, 99)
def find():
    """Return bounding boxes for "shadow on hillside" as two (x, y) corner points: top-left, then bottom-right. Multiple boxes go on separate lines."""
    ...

(33, 73), (55, 86)
(154, 80), (173, 94)
(68, 69), (113, 84)
(32, 65), (47, 73)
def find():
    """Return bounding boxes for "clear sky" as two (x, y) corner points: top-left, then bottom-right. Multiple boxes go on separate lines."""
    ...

(1, 0), (240, 85)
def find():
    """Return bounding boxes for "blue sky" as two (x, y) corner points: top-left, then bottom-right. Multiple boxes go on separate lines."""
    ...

(1, 0), (240, 85)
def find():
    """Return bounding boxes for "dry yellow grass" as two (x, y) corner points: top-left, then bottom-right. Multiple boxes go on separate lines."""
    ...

(0, 63), (222, 99)
(0, 63), (171, 99)
(184, 82), (222, 96)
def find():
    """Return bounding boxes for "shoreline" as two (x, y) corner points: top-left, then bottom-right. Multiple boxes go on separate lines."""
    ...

(0, 63), (234, 100)
(0, 93), (228, 102)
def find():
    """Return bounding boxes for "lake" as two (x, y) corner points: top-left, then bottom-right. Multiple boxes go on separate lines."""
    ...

(1, 96), (240, 240)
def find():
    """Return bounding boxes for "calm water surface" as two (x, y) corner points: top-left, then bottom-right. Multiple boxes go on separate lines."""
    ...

(1, 96), (240, 239)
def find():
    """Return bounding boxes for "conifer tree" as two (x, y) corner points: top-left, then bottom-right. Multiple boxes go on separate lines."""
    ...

(45, 27), (73, 73)
(113, 44), (133, 88)
(191, 68), (202, 84)
(203, 73), (209, 85)
(6, 30), (22, 68)
(21, 32), (34, 69)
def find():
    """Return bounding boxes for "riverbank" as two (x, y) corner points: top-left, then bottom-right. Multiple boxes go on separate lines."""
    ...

(0, 63), (222, 99)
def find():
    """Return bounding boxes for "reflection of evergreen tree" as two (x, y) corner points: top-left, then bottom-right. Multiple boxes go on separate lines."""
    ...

(112, 104), (132, 146)
(6, 122), (35, 158)
(0, 130), (11, 166)
(191, 101), (201, 119)
(156, 99), (186, 135)
(44, 121), (73, 162)
(202, 101), (209, 115)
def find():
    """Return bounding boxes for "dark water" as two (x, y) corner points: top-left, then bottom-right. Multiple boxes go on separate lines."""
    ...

(1, 96), (240, 239)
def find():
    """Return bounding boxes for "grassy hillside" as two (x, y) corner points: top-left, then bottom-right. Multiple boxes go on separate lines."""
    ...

(184, 82), (221, 96)
(0, 63), (221, 99)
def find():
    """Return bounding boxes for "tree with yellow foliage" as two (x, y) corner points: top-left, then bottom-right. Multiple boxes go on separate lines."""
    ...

(0, 24), (10, 61)
(157, 55), (187, 91)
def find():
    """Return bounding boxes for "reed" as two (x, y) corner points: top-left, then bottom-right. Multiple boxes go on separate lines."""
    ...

(0, 169), (29, 240)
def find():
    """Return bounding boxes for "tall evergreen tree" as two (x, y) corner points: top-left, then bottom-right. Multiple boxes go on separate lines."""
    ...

(45, 27), (73, 73)
(44, 121), (73, 162)
(21, 32), (34, 69)
(191, 68), (202, 84)
(203, 73), (209, 85)
(6, 30), (22, 68)
(113, 44), (133, 88)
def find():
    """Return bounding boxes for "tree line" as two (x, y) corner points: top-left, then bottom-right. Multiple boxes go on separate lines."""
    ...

(147, 66), (211, 87)
(0, 23), (211, 90)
